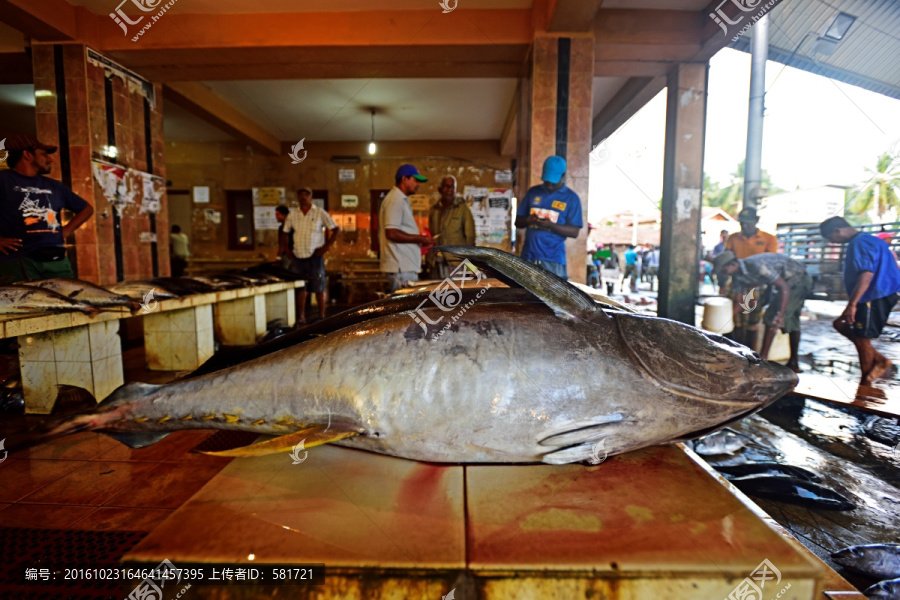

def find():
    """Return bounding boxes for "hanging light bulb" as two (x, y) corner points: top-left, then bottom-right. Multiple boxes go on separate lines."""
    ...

(368, 109), (377, 155)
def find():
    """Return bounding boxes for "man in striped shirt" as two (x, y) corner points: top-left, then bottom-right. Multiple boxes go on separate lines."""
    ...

(282, 187), (340, 323)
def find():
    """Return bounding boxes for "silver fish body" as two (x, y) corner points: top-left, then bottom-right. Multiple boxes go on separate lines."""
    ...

(105, 282), (179, 301)
(865, 578), (900, 600)
(692, 429), (746, 456)
(0, 285), (96, 315)
(832, 544), (900, 580)
(73, 302), (797, 464)
(24, 278), (137, 309)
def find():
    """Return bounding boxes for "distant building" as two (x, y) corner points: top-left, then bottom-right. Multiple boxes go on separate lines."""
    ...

(758, 185), (848, 231)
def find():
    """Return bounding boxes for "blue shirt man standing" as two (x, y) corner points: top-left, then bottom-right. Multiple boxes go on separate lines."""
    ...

(820, 216), (900, 384)
(514, 156), (583, 279)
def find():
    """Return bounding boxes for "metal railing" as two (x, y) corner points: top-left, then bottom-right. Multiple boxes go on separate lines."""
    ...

(776, 222), (900, 300)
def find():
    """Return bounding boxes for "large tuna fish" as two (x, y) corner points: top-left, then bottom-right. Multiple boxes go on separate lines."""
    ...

(13, 247), (798, 464)
(832, 544), (900, 580)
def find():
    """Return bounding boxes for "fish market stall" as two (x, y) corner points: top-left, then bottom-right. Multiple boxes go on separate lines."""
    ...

(0, 280), (303, 413)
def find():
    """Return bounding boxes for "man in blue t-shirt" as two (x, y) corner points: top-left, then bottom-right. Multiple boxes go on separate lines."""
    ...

(514, 156), (583, 280)
(0, 134), (94, 283)
(820, 216), (900, 384)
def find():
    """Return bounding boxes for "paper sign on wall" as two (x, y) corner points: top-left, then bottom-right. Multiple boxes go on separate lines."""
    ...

(193, 186), (210, 204)
(253, 187), (285, 205)
(409, 194), (431, 212)
(254, 206), (280, 230)
(341, 194), (359, 208)
(139, 232), (157, 243)
(676, 188), (700, 222)
(339, 169), (356, 182)
(495, 169), (512, 183)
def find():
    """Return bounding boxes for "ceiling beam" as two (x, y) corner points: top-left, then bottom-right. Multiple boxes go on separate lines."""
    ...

(0, 51), (33, 84)
(163, 82), (281, 156)
(591, 76), (665, 145)
(0, 0), (96, 42)
(548, 0), (604, 33)
(108, 45), (530, 81)
(499, 92), (518, 157)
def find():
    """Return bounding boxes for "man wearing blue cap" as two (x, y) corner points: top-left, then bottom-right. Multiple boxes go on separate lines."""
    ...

(379, 164), (434, 291)
(514, 155), (583, 279)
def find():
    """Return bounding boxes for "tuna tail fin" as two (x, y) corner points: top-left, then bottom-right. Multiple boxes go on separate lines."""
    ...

(201, 424), (359, 458)
(434, 245), (608, 321)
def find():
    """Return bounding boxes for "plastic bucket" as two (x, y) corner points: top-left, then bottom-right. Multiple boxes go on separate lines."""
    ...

(701, 297), (734, 334)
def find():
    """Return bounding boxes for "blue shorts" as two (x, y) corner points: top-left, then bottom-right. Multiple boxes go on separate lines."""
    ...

(853, 293), (899, 339)
(290, 255), (326, 293)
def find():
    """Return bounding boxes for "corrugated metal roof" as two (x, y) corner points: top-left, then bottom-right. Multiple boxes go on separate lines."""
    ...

(730, 0), (900, 99)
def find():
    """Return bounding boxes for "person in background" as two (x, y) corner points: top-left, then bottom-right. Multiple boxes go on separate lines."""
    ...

(428, 175), (475, 279)
(646, 245), (660, 292)
(169, 225), (190, 278)
(710, 228), (729, 292)
(586, 250), (599, 288)
(820, 216), (900, 384)
(725, 208), (778, 347)
(602, 244), (620, 295)
(714, 250), (811, 370)
(514, 155), (583, 280)
(0, 133), (94, 283)
(380, 164), (433, 292)
(274, 205), (292, 269)
(621, 244), (639, 292)
(283, 187), (340, 323)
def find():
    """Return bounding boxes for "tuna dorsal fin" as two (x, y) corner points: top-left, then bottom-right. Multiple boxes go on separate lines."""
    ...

(98, 382), (162, 407)
(434, 246), (607, 321)
(200, 424), (359, 458)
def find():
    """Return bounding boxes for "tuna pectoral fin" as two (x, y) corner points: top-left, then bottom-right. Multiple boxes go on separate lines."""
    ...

(434, 245), (607, 321)
(200, 425), (359, 458)
(105, 431), (171, 449)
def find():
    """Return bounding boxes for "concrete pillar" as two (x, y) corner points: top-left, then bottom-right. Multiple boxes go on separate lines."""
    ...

(521, 35), (593, 283)
(143, 305), (215, 371)
(214, 295), (267, 346)
(31, 44), (168, 285)
(658, 63), (709, 325)
(19, 320), (124, 414)
(265, 289), (297, 328)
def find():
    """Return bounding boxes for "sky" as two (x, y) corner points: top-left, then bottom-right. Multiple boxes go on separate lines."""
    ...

(588, 47), (900, 221)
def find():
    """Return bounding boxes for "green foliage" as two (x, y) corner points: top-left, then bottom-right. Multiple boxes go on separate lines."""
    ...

(702, 160), (784, 217)
(845, 153), (900, 221)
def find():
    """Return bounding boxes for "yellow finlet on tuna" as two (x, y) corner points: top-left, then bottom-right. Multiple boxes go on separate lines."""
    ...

(224, 414), (240, 423)
(201, 414), (215, 421)
(134, 417), (149, 423)
(157, 416), (171, 424)
(251, 419), (265, 426)
(201, 424), (358, 457)
(180, 415), (193, 421)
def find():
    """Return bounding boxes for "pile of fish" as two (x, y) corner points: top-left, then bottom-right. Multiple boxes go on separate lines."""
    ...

(0, 262), (301, 318)
(832, 543), (900, 599)
(10, 247), (798, 466)
(690, 429), (857, 511)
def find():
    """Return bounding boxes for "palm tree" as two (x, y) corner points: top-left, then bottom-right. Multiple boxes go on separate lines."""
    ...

(703, 161), (783, 217)
(847, 153), (900, 222)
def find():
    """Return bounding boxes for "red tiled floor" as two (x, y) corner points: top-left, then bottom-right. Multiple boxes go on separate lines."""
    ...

(70, 507), (174, 532)
(95, 430), (217, 463)
(0, 503), (96, 529)
(0, 458), (88, 503)
(22, 430), (120, 461)
(103, 461), (228, 509)
(21, 461), (157, 506)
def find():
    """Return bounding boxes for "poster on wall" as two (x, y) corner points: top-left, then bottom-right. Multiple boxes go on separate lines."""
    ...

(193, 186), (210, 204)
(339, 169), (355, 182)
(91, 161), (165, 217)
(253, 206), (280, 230)
(408, 194), (431, 212)
(465, 187), (511, 247)
(253, 187), (285, 206)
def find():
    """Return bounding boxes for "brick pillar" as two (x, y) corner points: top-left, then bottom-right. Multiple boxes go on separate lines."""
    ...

(521, 35), (593, 283)
(658, 63), (709, 325)
(31, 43), (167, 285)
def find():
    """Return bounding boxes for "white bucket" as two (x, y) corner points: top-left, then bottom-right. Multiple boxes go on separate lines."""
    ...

(701, 297), (734, 334)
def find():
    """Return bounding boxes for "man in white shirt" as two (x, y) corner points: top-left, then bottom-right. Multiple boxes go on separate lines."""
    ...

(282, 187), (340, 323)
(379, 164), (433, 292)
